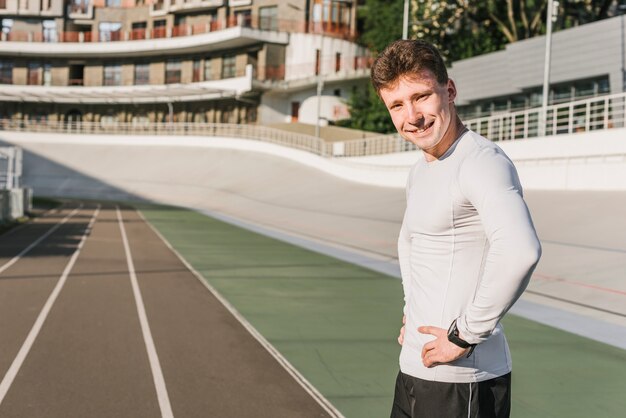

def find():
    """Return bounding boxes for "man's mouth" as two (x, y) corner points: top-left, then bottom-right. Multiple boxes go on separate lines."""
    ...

(406, 120), (434, 134)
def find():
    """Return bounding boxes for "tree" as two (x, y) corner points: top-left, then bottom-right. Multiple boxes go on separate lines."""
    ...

(344, 0), (623, 133)
(339, 84), (396, 133)
(338, 0), (404, 134)
(361, 0), (405, 53)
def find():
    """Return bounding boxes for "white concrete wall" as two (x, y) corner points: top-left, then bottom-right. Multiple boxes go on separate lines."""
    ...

(344, 128), (626, 190)
(3, 128), (626, 191)
(284, 33), (366, 81)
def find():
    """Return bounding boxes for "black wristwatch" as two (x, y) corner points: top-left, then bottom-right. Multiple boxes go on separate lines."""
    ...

(447, 319), (477, 358)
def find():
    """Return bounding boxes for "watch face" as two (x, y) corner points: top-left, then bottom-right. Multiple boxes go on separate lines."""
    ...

(447, 320), (471, 348)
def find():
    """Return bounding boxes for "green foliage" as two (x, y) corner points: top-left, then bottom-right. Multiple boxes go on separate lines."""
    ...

(345, 0), (622, 133)
(360, 0), (404, 53)
(337, 84), (396, 134)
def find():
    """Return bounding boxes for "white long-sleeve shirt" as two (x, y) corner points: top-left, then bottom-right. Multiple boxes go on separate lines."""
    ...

(398, 130), (541, 383)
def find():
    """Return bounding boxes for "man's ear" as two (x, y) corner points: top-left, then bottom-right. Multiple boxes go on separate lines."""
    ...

(447, 79), (457, 103)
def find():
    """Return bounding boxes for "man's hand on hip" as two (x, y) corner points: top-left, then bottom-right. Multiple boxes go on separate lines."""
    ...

(397, 315), (406, 345)
(418, 326), (468, 367)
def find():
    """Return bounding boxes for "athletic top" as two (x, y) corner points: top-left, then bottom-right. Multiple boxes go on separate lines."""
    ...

(398, 129), (541, 383)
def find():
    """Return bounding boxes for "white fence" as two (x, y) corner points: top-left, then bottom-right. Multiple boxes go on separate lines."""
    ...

(0, 147), (22, 189)
(334, 92), (626, 157)
(465, 92), (626, 141)
(0, 120), (328, 156)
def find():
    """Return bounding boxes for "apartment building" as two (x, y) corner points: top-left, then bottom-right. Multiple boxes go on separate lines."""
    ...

(0, 0), (370, 126)
(451, 15), (626, 119)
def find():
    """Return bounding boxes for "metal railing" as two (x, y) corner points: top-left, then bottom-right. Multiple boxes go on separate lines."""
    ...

(464, 91), (626, 142)
(0, 16), (357, 44)
(0, 119), (328, 157)
(334, 91), (626, 157)
(2, 91), (624, 159)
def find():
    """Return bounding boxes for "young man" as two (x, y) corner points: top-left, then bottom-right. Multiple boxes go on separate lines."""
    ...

(371, 40), (542, 417)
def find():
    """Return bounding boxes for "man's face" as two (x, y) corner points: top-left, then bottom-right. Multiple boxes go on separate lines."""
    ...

(379, 71), (457, 158)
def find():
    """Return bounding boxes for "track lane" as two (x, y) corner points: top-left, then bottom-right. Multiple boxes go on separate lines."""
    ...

(0, 202), (340, 417)
(0, 206), (161, 418)
(121, 208), (334, 418)
(0, 204), (94, 385)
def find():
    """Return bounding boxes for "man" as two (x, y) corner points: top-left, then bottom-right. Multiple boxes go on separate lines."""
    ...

(371, 40), (542, 417)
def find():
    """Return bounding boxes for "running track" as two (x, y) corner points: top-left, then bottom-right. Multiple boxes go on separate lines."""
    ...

(0, 202), (335, 418)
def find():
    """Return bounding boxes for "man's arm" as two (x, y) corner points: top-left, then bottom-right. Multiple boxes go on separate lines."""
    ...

(454, 146), (542, 344)
(419, 145), (541, 367)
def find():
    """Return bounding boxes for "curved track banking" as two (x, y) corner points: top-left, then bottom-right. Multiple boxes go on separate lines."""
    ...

(5, 136), (626, 330)
(0, 202), (337, 418)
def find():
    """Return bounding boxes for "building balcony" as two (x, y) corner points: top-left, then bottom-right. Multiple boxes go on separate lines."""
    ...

(164, 0), (224, 15)
(0, 15), (355, 57)
(67, 3), (94, 20)
(260, 55), (373, 89)
(0, 26), (288, 58)
(0, 65), (254, 104)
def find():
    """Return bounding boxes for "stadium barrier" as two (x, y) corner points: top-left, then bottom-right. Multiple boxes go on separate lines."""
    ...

(0, 120), (329, 156)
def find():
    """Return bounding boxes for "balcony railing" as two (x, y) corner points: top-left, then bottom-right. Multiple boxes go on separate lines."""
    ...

(0, 15), (357, 44)
(264, 56), (373, 81)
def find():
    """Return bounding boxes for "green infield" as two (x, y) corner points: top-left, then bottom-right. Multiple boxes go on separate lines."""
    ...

(139, 204), (626, 418)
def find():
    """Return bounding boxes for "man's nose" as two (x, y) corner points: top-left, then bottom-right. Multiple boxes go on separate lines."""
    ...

(406, 103), (422, 123)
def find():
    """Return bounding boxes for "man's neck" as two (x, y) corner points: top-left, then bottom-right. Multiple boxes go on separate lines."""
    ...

(423, 116), (466, 162)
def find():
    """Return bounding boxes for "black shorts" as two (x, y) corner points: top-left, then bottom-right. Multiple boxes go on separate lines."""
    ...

(390, 370), (511, 418)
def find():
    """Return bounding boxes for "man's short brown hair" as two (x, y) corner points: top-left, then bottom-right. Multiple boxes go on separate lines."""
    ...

(371, 40), (448, 93)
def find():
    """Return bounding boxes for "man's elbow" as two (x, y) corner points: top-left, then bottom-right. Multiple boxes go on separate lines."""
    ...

(520, 237), (542, 272)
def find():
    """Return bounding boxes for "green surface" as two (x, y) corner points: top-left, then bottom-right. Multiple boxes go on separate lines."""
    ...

(140, 205), (626, 418)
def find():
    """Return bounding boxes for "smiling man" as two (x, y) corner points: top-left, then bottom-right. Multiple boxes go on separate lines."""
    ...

(372, 40), (542, 418)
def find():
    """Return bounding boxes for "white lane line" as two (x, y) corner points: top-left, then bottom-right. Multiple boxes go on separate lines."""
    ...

(116, 207), (174, 418)
(135, 209), (345, 418)
(0, 205), (83, 275)
(0, 205), (100, 405)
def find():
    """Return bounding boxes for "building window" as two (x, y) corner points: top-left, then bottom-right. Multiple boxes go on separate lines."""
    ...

(99, 22), (122, 42)
(70, 0), (90, 14)
(313, 0), (351, 32)
(259, 6), (278, 31)
(204, 58), (212, 81)
(69, 64), (84, 85)
(43, 63), (51, 86)
(105, 0), (120, 6)
(42, 20), (57, 42)
(193, 59), (201, 82)
(103, 64), (121, 86)
(222, 55), (236, 78)
(0, 61), (12, 84)
(153, 19), (166, 38)
(0, 0), (6, 9)
(153, 0), (165, 11)
(235, 9), (252, 28)
(131, 22), (147, 40)
(27, 62), (41, 85)
(2, 19), (13, 36)
(335, 52), (341, 72)
(134, 63), (150, 85)
(165, 59), (181, 84)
